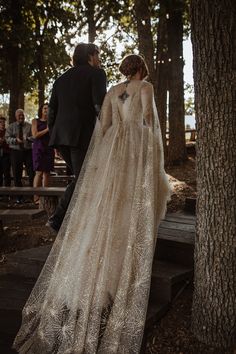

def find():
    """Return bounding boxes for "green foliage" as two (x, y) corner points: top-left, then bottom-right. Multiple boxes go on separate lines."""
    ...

(0, 0), (78, 96)
(184, 83), (194, 114)
(0, 0), (192, 112)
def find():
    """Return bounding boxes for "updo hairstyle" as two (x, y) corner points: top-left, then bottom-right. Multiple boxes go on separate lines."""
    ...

(119, 54), (148, 79)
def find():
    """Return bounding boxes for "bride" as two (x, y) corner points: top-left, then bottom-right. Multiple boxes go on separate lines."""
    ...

(13, 54), (171, 353)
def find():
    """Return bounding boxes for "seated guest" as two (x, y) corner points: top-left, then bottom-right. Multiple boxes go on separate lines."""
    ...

(5, 109), (34, 203)
(32, 103), (54, 204)
(0, 116), (11, 187)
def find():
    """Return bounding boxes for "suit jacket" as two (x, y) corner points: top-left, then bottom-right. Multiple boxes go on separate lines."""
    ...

(48, 64), (107, 148)
(5, 121), (33, 150)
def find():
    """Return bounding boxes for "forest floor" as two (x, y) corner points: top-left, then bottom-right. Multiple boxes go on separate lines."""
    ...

(0, 151), (235, 353)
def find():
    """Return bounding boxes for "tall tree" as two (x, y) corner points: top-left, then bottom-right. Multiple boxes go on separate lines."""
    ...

(0, 0), (77, 117)
(191, 0), (236, 348)
(134, 0), (187, 163)
(156, 0), (168, 152)
(134, 0), (155, 81)
(167, 0), (187, 163)
(79, 0), (122, 43)
(0, 0), (29, 122)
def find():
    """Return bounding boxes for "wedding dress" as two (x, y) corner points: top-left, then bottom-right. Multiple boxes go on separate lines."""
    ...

(13, 80), (171, 354)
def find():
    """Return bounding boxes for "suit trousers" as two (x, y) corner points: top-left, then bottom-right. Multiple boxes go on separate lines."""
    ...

(51, 146), (87, 227)
(0, 152), (11, 186)
(10, 149), (34, 187)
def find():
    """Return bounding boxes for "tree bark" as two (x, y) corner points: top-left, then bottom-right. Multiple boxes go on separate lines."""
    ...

(18, 88), (25, 109)
(86, 0), (96, 42)
(8, 46), (20, 123)
(134, 0), (155, 84)
(167, 0), (187, 164)
(191, 0), (236, 348)
(8, 0), (23, 123)
(156, 0), (168, 154)
(37, 45), (45, 107)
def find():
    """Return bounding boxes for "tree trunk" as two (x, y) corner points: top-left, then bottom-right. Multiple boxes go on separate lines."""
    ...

(134, 0), (155, 84)
(8, 46), (20, 123)
(156, 0), (168, 154)
(191, 0), (236, 348)
(167, 0), (187, 164)
(37, 45), (45, 107)
(86, 0), (96, 42)
(18, 88), (25, 109)
(8, 0), (23, 123)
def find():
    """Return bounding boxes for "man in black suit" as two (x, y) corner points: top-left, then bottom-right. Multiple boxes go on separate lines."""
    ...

(47, 43), (107, 232)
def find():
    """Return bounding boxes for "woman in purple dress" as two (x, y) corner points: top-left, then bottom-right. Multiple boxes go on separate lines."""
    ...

(32, 103), (54, 203)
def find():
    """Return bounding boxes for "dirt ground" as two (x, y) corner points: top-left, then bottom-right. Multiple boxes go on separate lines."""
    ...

(1, 151), (234, 353)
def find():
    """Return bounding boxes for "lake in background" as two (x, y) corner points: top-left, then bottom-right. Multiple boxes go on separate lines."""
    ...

(185, 115), (195, 129)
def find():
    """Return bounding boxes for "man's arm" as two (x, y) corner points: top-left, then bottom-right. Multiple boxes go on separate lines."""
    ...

(5, 124), (18, 145)
(48, 82), (58, 134)
(91, 68), (107, 115)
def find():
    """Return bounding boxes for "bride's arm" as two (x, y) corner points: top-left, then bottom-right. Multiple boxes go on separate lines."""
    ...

(99, 88), (113, 135)
(141, 82), (157, 131)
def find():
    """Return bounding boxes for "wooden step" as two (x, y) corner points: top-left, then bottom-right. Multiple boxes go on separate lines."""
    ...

(184, 197), (196, 213)
(1, 245), (51, 278)
(0, 187), (66, 197)
(145, 301), (169, 329)
(141, 300), (170, 353)
(158, 212), (195, 245)
(0, 273), (169, 336)
(0, 209), (46, 222)
(149, 260), (193, 303)
(0, 274), (35, 336)
(156, 212), (195, 266)
(0, 334), (17, 354)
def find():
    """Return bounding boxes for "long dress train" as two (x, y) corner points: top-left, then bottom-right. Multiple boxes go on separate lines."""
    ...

(13, 80), (171, 353)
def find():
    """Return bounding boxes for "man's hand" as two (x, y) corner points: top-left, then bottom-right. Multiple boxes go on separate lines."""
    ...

(16, 138), (24, 144)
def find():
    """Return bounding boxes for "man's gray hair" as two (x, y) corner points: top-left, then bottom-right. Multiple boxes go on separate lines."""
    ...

(15, 108), (24, 115)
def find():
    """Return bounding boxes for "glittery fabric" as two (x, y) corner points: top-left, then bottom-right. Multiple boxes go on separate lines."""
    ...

(13, 80), (171, 354)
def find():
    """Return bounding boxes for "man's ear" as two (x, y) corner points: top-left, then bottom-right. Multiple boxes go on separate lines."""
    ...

(88, 54), (93, 65)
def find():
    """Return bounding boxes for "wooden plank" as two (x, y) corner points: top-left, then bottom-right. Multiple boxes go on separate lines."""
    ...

(145, 301), (169, 327)
(159, 220), (195, 232)
(151, 260), (193, 284)
(0, 187), (65, 196)
(164, 214), (196, 225)
(0, 209), (46, 221)
(21, 175), (72, 181)
(165, 212), (196, 221)
(0, 275), (34, 310)
(157, 229), (195, 245)
(6, 245), (51, 263)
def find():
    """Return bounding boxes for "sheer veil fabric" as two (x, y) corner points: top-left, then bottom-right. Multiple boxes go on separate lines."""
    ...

(13, 80), (171, 354)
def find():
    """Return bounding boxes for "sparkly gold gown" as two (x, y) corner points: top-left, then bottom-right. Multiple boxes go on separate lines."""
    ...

(13, 80), (170, 353)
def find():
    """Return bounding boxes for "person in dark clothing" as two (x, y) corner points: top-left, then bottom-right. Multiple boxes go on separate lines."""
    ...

(5, 109), (34, 203)
(46, 43), (107, 233)
(0, 116), (11, 187)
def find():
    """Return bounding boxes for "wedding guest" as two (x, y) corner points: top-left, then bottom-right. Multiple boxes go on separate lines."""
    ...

(32, 103), (54, 204)
(5, 109), (34, 203)
(46, 42), (107, 232)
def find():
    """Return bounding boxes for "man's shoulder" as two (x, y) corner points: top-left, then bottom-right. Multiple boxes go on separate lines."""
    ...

(8, 121), (17, 128)
(90, 67), (106, 77)
(55, 67), (74, 82)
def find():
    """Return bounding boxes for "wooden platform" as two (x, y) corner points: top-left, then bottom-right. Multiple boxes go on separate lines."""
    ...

(0, 209), (46, 222)
(0, 187), (66, 197)
(0, 211), (195, 351)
